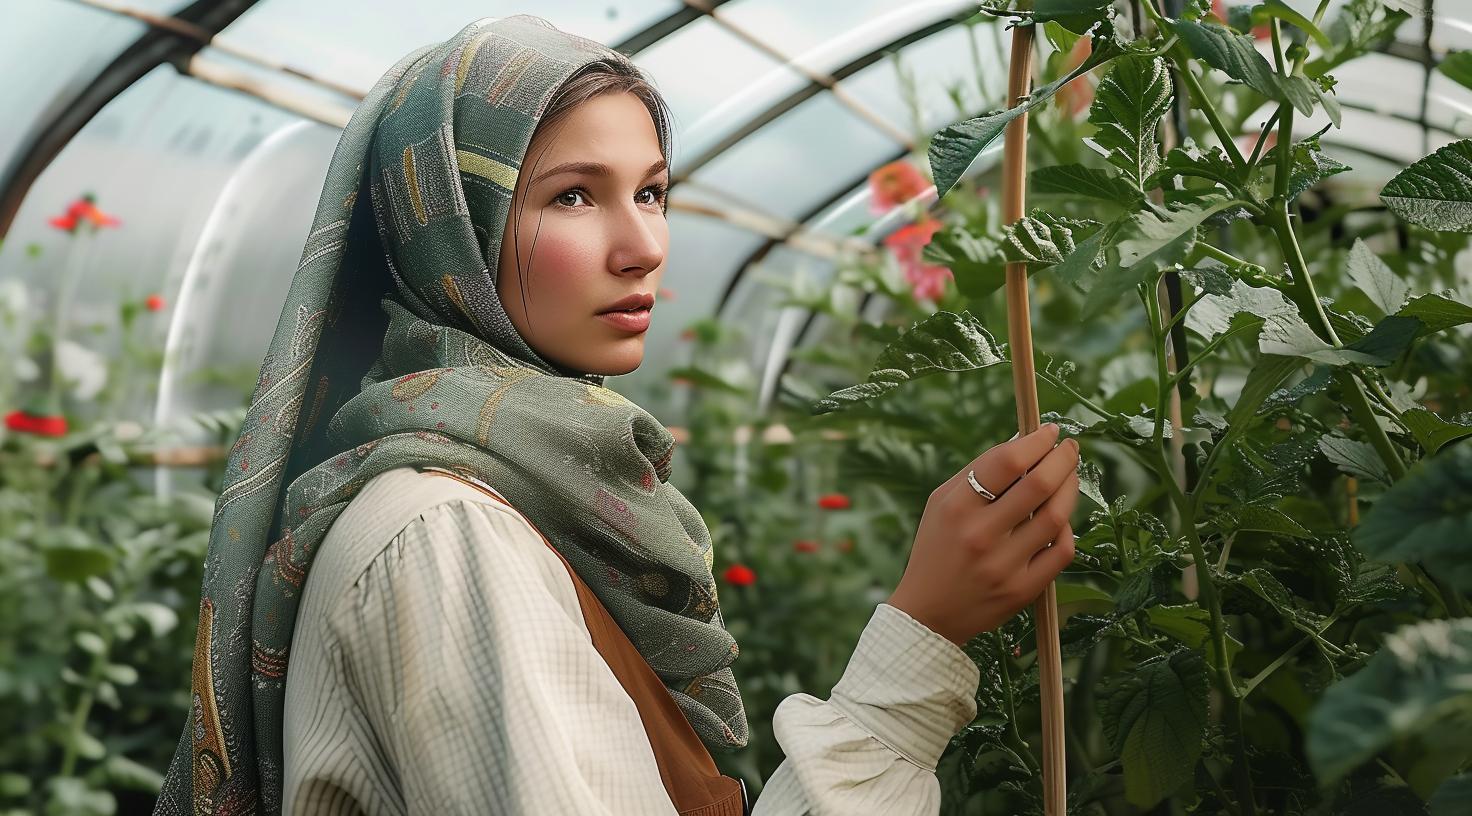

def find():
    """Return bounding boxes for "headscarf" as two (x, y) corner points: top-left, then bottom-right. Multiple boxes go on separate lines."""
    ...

(153, 15), (748, 815)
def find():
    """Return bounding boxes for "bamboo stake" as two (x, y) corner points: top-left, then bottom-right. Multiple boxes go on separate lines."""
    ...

(999, 23), (1066, 815)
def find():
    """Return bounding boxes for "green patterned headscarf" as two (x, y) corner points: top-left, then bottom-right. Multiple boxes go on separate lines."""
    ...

(154, 15), (747, 816)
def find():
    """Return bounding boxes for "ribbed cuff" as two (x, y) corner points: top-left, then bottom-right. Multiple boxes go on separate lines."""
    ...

(827, 603), (981, 771)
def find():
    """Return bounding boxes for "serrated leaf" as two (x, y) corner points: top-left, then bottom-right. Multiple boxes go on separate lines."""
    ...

(1146, 604), (1243, 664)
(1307, 617), (1472, 784)
(1346, 239), (1410, 315)
(1308, 0), (1411, 77)
(1172, 19), (1283, 104)
(1380, 139), (1472, 232)
(1031, 163), (1141, 203)
(1354, 443), (1472, 591)
(1318, 434), (1391, 484)
(1002, 211), (1103, 267)
(1088, 56), (1173, 190)
(811, 310), (1006, 414)
(930, 38), (1121, 199)
(1080, 197), (1243, 319)
(1396, 292), (1472, 336)
(1235, 505), (1314, 538)
(1400, 407), (1472, 454)
(1260, 137), (1352, 202)
(1260, 364), (1333, 412)
(1153, 144), (1246, 191)
(1099, 649), (1211, 807)
(1179, 262), (1234, 296)
(922, 224), (1008, 298)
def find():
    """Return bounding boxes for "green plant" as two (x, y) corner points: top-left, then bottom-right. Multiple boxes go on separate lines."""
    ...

(805, 1), (1472, 812)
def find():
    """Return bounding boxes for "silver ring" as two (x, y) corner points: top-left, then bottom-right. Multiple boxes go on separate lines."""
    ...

(966, 469), (998, 501)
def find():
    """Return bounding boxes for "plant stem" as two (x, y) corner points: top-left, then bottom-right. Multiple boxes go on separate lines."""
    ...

(1140, 0), (1249, 171)
(990, 631), (1040, 773)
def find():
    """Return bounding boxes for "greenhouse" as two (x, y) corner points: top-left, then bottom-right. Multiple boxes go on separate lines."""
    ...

(2, 0), (1470, 813)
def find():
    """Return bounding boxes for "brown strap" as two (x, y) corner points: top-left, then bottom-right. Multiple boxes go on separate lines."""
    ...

(422, 468), (747, 816)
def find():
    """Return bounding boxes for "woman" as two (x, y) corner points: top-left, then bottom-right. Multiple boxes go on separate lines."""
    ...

(153, 15), (1079, 816)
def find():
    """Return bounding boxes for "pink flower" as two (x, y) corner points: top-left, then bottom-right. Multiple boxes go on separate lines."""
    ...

(868, 160), (930, 214)
(884, 217), (953, 301)
(144, 294), (166, 312)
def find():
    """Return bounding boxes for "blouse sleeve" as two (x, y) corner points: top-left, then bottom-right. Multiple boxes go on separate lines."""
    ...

(329, 498), (682, 815)
(751, 602), (982, 815)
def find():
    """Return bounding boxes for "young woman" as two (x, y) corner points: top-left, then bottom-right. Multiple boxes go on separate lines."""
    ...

(152, 15), (1079, 816)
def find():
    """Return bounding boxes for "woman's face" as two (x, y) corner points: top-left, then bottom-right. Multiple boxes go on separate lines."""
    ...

(497, 91), (670, 377)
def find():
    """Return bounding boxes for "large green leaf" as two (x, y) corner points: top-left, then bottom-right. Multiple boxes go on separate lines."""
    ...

(1380, 139), (1472, 232)
(1307, 617), (1472, 784)
(1259, 136), (1352, 202)
(929, 38), (1120, 199)
(1396, 292), (1472, 336)
(1318, 433), (1391, 485)
(1441, 51), (1472, 92)
(1173, 18), (1310, 113)
(1354, 443), (1472, 591)
(1079, 196), (1244, 319)
(1032, 0), (1115, 34)
(1307, 0), (1411, 77)
(1002, 211), (1103, 268)
(1088, 56), (1173, 191)
(922, 225), (1008, 299)
(810, 310), (1006, 414)
(1400, 408), (1472, 455)
(1100, 649), (1211, 807)
(1346, 238), (1410, 315)
(1031, 163), (1141, 204)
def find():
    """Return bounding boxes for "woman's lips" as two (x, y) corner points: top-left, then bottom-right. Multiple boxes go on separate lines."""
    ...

(597, 308), (651, 332)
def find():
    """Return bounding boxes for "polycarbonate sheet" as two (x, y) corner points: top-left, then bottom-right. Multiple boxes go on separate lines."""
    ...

(632, 15), (804, 164)
(691, 91), (902, 224)
(1, 0), (191, 181)
(215, 0), (682, 92)
(0, 66), (296, 424)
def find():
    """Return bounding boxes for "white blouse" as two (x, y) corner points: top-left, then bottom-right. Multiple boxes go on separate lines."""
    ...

(282, 466), (981, 815)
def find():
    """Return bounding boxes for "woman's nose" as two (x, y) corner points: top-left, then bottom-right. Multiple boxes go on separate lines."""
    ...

(610, 207), (665, 274)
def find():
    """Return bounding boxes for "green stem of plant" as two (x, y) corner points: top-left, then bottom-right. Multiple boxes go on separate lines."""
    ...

(990, 631), (1040, 772)
(1037, 370), (1119, 424)
(1145, 275), (1258, 813)
(1192, 242), (1259, 272)
(58, 631), (108, 778)
(1140, 0), (1249, 172)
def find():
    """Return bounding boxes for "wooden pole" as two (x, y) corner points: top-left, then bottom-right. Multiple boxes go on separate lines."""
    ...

(1000, 23), (1066, 815)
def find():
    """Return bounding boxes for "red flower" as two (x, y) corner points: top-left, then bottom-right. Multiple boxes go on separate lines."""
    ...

(793, 539), (820, 553)
(5, 410), (69, 437)
(817, 493), (851, 510)
(868, 159), (931, 215)
(48, 194), (120, 233)
(722, 564), (756, 586)
(903, 262), (954, 302)
(144, 294), (166, 312)
(835, 538), (854, 553)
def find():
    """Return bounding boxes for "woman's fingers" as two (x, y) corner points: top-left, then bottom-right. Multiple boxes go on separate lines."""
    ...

(960, 424), (1060, 504)
(988, 437), (1079, 527)
(1026, 520), (1076, 589)
(1008, 471), (1079, 561)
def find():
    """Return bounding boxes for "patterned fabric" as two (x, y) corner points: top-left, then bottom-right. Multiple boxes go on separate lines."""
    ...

(155, 15), (746, 816)
(280, 467), (982, 815)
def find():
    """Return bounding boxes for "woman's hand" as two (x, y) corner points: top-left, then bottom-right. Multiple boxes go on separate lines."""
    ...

(886, 423), (1080, 646)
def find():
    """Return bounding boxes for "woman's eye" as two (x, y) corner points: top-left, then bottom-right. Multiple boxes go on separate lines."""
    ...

(553, 185), (668, 209)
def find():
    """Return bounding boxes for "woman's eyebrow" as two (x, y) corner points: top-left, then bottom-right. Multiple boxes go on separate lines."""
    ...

(531, 158), (667, 185)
